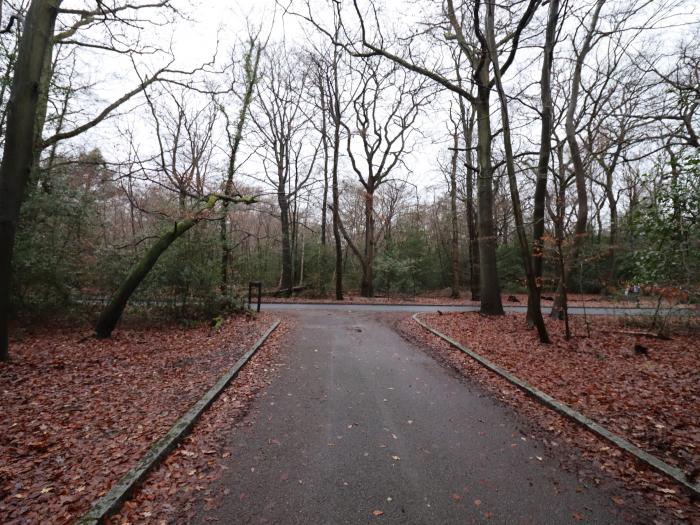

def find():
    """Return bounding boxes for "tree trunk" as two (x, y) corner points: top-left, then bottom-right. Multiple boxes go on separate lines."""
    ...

(551, 144), (569, 319)
(551, 0), (603, 318)
(330, 46), (344, 300)
(95, 195), (219, 338)
(528, 0), (558, 332)
(0, 0), (61, 362)
(459, 101), (480, 301)
(298, 230), (305, 286)
(278, 187), (293, 294)
(486, 3), (549, 342)
(360, 188), (375, 297)
(319, 69), (330, 295)
(605, 183), (618, 289)
(220, 41), (260, 296)
(474, 68), (504, 315)
(449, 130), (460, 298)
(220, 215), (230, 296)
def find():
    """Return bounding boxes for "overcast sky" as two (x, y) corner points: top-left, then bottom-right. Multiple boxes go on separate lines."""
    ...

(57, 0), (699, 207)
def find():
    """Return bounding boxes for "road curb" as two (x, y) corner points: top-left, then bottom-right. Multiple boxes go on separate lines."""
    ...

(74, 319), (282, 525)
(412, 313), (700, 498)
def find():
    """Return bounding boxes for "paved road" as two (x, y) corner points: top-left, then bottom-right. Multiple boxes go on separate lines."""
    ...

(261, 301), (691, 316)
(196, 310), (629, 524)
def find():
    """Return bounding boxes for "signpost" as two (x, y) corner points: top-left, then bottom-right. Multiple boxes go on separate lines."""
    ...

(248, 281), (262, 312)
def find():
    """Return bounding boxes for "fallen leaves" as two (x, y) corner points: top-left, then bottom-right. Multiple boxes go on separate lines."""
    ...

(372, 509), (384, 516)
(109, 319), (289, 523)
(400, 312), (700, 523)
(0, 313), (278, 524)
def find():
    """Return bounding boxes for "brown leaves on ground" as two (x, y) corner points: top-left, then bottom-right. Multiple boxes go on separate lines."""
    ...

(108, 319), (290, 524)
(399, 312), (700, 523)
(0, 313), (277, 525)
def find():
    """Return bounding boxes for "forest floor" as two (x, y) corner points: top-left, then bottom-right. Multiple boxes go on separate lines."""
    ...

(398, 312), (700, 522)
(264, 291), (697, 310)
(2, 308), (698, 523)
(0, 313), (285, 525)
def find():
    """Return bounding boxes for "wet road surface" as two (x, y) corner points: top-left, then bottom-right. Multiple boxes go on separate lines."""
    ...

(196, 310), (626, 524)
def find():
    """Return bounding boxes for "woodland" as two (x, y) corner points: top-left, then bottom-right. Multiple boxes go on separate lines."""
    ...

(0, 0), (698, 359)
(0, 1), (699, 523)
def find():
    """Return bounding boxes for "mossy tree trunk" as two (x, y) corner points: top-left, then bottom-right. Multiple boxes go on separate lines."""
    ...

(95, 194), (253, 338)
(220, 40), (261, 296)
(0, 0), (61, 362)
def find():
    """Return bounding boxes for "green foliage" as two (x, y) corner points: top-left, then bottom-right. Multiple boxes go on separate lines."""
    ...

(12, 159), (101, 317)
(629, 156), (700, 287)
(374, 251), (418, 294)
(375, 224), (442, 295)
(11, 150), (246, 322)
(496, 244), (523, 292)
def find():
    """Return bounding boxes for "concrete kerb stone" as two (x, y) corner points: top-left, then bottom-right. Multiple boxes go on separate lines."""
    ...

(74, 319), (282, 525)
(412, 313), (700, 498)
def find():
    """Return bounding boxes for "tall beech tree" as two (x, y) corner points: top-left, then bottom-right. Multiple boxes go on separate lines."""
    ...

(0, 0), (60, 362)
(252, 49), (318, 294)
(456, 87), (480, 301)
(484, 0), (550, 342)
(551, 0), (605, 319)
(328, 31), (346, 300)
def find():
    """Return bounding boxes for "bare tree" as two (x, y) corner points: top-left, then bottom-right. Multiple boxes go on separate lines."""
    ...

(219, 38), (262, 297)
(550, 0), (605, 319)
(485, 0), (553, 342)
(94, 75), (258, 337)
(338, 59), (429, 297)
(306, 0), (542, 314)
(328, 28), (346, 300)
(447, 113), (460, 299)
(252, 47), (319, 294)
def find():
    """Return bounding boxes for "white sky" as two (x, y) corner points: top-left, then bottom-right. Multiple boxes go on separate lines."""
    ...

(55, 0), (450, 204)
(53, 0), (699, 211)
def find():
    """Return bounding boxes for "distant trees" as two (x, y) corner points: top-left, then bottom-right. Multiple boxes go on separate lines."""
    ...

(338, 60), (429, 297)
(1, 0), (699, 358)
(304, 0), (697, 327)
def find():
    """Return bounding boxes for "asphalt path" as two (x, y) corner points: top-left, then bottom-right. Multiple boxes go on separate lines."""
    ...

(196, 310), (630, 524)
(261, 301), (690, 316)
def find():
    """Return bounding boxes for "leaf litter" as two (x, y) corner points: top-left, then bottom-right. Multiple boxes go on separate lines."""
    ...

(399, 312), (699, 523)
(0, 313), (284, 524)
